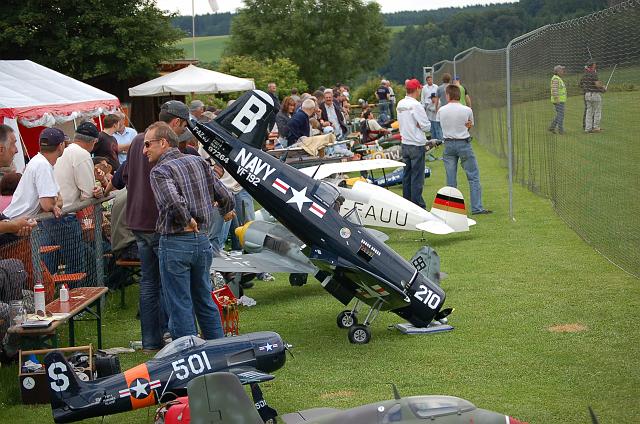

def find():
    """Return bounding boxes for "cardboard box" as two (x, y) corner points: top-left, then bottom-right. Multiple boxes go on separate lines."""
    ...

(19, 345), (93, 404)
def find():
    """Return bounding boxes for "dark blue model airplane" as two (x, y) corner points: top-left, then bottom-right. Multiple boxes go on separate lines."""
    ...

(44, 332), (286, 423)
(189, 90), (450, 344)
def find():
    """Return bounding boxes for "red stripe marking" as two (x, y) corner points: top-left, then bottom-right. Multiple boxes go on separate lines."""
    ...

(434, 197), (466, 210)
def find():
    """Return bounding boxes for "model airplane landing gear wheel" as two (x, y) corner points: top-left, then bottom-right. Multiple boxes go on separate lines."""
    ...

(348, 325), (371, 344)
(337, 310), (358, 328)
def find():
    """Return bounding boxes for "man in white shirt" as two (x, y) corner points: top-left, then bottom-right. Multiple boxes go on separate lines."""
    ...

(396, 78), (431, 209)
(437, 84), (491, 215)
(113, 113), (137, 164)
(420, 75), (439, 110)
(54, 122), (103, 208)
(4, 128), (65, 219)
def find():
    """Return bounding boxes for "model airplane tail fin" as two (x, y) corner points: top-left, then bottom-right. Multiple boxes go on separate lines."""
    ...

(187, 372), (264, 424)
(213, 89), (278, 149)
(44, 351), (85, 410)
(429, 186), (475, 232)
(410, 246), (444, 285)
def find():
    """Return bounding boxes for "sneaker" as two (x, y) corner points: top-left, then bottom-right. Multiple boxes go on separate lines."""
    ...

(471, 209), (493, 215)
(548, 127), (556, 133)
(257, 272), (275, 282)
(591, 128), (602, 133)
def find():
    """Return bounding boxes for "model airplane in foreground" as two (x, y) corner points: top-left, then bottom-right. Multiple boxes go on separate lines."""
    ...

(179, 372), (529, 424)
(44, 332), (286, 423)
(189, 90), (450, 343)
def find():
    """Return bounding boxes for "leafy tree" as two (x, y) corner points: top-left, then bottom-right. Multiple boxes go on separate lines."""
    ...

(0, 0), (184, 80)
(226, 0), (389, 88)
(218, 55), (308, 98)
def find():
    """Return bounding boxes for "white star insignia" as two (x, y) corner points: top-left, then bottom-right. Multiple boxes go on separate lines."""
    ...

(130, 379), (149, 398)
(286, 187), (312, 212)
(264, 342), (273, 351)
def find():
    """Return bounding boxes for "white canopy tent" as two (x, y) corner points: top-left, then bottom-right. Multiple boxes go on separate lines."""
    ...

(128, 64), (255, 96)
(0, 60), (120, 171)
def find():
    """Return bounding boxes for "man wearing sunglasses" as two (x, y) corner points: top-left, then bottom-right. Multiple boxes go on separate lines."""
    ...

(145, 121), (234, 341)
(110, 100), (193, 352)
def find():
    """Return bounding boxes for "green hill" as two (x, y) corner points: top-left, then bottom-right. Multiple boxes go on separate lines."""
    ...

(174, 35), (229, 63)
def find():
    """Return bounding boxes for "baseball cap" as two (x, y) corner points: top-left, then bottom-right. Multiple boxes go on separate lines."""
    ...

(39, 128), (69, 146)
(553, 65), (565, 73)
(454, 75), (461, 81)
(430, 93), (437, 98)
(405, 78), (422, 91)
(160, 100), (190, 120)
(75, 121), (99, 139)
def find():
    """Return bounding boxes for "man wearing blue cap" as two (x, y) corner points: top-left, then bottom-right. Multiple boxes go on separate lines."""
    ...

(4, 128), (66, 219)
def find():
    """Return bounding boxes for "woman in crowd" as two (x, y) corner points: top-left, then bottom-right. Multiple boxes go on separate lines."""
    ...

(276, 96), (296, 147)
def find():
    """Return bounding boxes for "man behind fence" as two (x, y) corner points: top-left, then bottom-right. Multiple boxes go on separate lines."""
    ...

(397, 78), (430, 209)
(437, 84), (491, 215)
(4, 128), (65, 220)
(145, 122), (234, 341)
(0, 125), (18, 181)
(580, 61), (606, 133)
(549, 65), (567, 135)
(54, 122), (103, 207)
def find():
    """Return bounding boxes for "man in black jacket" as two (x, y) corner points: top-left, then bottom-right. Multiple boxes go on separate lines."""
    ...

(319, 89), (348, 140)
(579, 61), (606, 133)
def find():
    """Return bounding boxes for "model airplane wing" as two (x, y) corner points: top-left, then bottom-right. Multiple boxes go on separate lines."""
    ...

(228, 367), (275, 384)
(211, 250), (317, 274)
(300, 158), (404, 180)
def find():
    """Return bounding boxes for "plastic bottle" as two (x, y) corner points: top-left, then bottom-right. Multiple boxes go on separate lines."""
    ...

(34, 282), (46, 316)
(60, 284), (69, 302)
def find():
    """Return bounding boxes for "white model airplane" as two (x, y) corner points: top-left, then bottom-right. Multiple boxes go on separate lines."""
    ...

(296, 159), (475, 234)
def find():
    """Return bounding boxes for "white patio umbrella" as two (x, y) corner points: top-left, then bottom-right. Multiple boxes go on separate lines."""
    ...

(128, 64), (255, 96)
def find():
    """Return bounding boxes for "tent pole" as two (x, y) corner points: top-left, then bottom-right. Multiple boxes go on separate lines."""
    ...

(192, 0), (196, 60)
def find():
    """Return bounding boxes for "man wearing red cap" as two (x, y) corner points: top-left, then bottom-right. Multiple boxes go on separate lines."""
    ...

(396, 78), (431, 209)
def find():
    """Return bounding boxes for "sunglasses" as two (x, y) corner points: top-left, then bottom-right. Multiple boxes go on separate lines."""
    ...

(143, 138), (162, 148)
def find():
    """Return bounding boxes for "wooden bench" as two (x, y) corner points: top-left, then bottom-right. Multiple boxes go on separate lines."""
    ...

(8, 287), (108, 349)
(114, 259), (141, 307)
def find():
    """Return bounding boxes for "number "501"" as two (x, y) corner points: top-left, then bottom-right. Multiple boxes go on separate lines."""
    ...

(172, 352), (212, 380)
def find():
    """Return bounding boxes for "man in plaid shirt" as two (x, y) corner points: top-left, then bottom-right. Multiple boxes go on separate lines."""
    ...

(145, 121), (234, 340)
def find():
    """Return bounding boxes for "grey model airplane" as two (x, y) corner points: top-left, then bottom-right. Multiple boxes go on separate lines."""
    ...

(185, 372), (529, 424)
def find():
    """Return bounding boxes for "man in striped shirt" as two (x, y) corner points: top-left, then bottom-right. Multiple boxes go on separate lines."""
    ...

(145, 121), (234, 340)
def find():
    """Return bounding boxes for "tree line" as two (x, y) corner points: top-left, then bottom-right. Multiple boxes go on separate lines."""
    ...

(381, 0), (609, 81)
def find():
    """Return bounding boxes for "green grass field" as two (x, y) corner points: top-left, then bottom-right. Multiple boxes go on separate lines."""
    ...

(175, 27), (406, 63)
(175, 35), (229, 63)
(0, 139), (638, 423)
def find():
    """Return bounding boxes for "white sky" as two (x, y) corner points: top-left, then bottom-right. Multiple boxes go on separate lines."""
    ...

(156, 0), (515, 16)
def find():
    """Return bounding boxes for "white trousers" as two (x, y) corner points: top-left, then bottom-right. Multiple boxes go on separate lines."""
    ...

(584, 92), (602, 131)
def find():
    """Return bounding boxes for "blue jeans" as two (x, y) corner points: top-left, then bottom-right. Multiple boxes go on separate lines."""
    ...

(133, 231), (168, 349)
(159, 233), (223, 340)
(208, 208), (225, 256)
(429, 121), (443, 140)
(443, 140), (484, 213)
(550, 102), (565, 131)
(378, 100), (390, 122)
(401, 144), (426, 209)
(234, 190), (255, 224)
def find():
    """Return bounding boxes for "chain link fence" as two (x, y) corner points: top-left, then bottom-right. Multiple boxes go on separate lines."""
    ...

(432, 0), (640, 278)
(0, 197), (111, 339)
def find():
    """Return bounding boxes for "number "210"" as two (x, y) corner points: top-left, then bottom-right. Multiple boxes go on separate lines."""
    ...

(172, 352), (212, 380)
(413, 285), (441, 309)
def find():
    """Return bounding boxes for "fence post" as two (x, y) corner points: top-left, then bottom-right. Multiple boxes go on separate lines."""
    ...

(453, 47), (477, 79)
(505, 25), (549, 222)
(93, 203), (104, 289)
